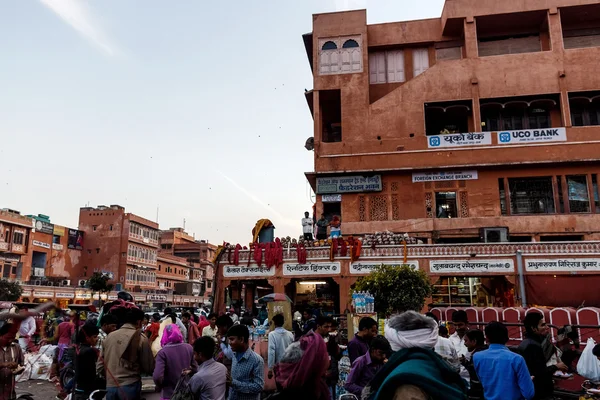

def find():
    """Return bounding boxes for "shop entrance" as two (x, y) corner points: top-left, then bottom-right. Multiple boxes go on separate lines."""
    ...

(285, 278), (339, 316)
(431, 276), (515, 308)
(225, 280), (273, 315)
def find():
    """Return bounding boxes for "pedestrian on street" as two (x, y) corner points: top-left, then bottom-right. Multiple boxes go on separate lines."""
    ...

(461, 329), (488, 398)
(365, 311), (466, 400)
(427, 313), (461, 374)
(267, 314), (294, 380)
(300, 309), (316, 337)
(161, 308), (187, 341)
(0, 323), (24, 400)
(97, 314), (118, 352)
(190, 336), (228, 400)
(153, 324), (198, 399)
(17, 307), (36, 352)
(227, 324), (264, 400)
(348, 317), (378, 364)
(99, 307), (155, 400)
(73, 323), (101, 400)
(145, 313), (161, 343)
(182, 312), (201, 346)
(227, 308), (239, 324)
(345, 335), (390, 398)
(474, 322), (534, 400)
(202, 313), (219, 341)
(301, 212), (314, 241)
(449, 310), (469, 357)
(519, 312), (568, 400)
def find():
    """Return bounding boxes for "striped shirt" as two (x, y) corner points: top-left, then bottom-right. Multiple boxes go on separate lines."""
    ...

(229, 348), (264, 400)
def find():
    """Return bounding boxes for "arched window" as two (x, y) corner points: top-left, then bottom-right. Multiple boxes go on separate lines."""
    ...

(321, 41), (337, 50)
(342, 39), (359, 48)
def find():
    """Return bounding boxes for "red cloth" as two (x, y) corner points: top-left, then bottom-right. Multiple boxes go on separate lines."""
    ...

(297, 244), (307, 264)
(233, 244), (241, 266)
(274, 331), (331, 399)
(198, 316), (210, 333)
(253, 244), (263, 266)
(146, 322), (160, 343)
(186, 320), (201, 345)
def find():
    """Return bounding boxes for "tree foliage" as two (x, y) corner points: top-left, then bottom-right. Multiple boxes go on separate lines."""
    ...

(354, 264), (433, 315)
(86, 272), (113, 293)
(0, 279), (23, 301)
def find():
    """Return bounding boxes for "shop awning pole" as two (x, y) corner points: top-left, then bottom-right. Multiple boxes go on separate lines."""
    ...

(516, 250), (527, 308)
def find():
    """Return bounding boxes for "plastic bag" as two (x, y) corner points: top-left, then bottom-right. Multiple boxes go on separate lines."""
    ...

(577, 337), (600, 381)
(15, 363), (32, 382)
(38, 344), (58, 359)
(30, 353), (53, 380)
(171, 374), (194, 400)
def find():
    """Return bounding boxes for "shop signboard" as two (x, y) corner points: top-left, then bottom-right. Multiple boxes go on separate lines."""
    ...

(316, 175), (382, 194)
(33, 240), (51, 249)
(525, 258), (600, 272)
(34, 219), (54, 235)
(147, 294), (166, 302)
(33, 291), (54, 298)
(283, 262), (341, 276)
(21, 290), (32, 297)
(53, 226), (65, 237)
(135, 295), (148, 302)
(55, 292), (75, 299)
(322, 194), (342, 203)
(350, 261), (419, 274)
(67, 229), (84, 250)
(107, 294), (118, 300)
(497, 128), (566, 145)
(75, 292), (91, 299)
(52, 243), (63, 251)
(223, 264), (275, 278)
(183, 298), (190, 303)
(0, 254), (19, 262)
(412, 171), (478, 183)
(429, 259), (514, 274)
(427, 132), (492, 148)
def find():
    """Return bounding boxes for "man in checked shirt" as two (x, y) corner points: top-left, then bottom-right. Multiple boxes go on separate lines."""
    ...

(227, 324), (264, 400)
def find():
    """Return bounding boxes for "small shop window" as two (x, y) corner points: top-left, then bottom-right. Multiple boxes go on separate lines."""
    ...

(508, 177), (555, 214)
(593, 175), (600, 213)
(435, 191), (458, 218)
(498, 178), (507, 215)
(557, 176), (565, 213)
(52, 235), (61, 244)
(566, 175), (590, 213)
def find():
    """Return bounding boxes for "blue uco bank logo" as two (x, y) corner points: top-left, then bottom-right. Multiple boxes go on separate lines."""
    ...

(499, 132), (512, 143)
(429, 136), (441, 147)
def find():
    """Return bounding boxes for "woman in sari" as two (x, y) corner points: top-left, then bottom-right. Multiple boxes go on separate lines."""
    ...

(153, 324), (197, 400)
(273, 330), (331, 400)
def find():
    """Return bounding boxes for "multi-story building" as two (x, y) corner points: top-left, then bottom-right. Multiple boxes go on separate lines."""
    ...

(0, 209), (33, 281)
(302, 1), (600, 243)
(159, 227), (216, 300)
(77, 205), (159, 292)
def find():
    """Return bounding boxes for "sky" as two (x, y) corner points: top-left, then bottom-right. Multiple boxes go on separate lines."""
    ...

(0, 0), (445, 245)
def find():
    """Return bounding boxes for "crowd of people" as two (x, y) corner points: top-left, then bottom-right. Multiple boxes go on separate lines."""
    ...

(0, 296), (592, 400)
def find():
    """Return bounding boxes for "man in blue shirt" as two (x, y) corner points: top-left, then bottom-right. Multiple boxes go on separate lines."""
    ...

(227, 324), (264, 400)
(474, 322), (534, 400)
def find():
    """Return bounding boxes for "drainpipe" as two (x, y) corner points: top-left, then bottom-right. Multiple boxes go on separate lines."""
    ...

(516, 250), (527, 308)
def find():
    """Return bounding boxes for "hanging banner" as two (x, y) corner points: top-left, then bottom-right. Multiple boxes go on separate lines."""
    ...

(283, 262), (341, 276)
(350, 261), (419, 274)
(316, 175), (382, 194)
(429, 259), (514, 274)
(223, 265), (275, 278)
(526, 258), (600, 272)
(67, 229), (84, 250)
(497, 128), (567, 145)
(412, 171), (478, 183)
(427, 132), (492, 148)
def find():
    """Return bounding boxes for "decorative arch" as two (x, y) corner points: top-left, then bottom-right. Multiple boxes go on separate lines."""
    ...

(342, 39), (359, 48)
(321, 41), (337, 50)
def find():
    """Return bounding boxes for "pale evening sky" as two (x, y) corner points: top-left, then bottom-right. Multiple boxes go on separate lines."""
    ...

(0, 0), (445, 245)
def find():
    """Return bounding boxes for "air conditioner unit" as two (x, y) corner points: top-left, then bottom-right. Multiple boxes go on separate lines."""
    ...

(61, 280), (71, 286)
(79, 279), (87, 287)
(480, 227), (509, 243)
(33, 280), (42, 286)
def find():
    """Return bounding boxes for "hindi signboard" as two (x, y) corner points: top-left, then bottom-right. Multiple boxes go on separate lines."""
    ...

(350, 261), (419, 275)
(525, 258), (600, 272)
(316, 175), (382, 194)
(429, 259), (514, 274)
(34, 219), (54, 235)
(223, 265), (275, 278)
(412, 171), (478, 183)
(427, 132), (492, 148)
(497, 128), (567, 145)
(283, 262), (341, 276)
(33, 240), (51, 249)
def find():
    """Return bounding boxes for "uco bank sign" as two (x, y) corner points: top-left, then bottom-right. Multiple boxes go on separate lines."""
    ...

(497, 128), (566, 145)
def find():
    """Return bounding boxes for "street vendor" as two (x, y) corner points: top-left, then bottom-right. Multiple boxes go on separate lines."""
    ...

(0, 323), (24, 400)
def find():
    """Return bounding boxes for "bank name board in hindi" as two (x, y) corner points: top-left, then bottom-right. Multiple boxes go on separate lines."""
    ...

(497, 128), (567, 145)
(316, 175), (382, 194)
(525, 258), (600, 272)
(350, 261), (419, 274)
(223, 265), (275, 278)
(283, 262), (341, 276)
(430, 259), (514, 273)
(412, 171), (478, 183)
(427, 132), (492, 148)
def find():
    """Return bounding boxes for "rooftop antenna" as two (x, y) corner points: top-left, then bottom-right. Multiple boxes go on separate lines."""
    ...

(183, 218), (186, 230)
(156, 206), (159, 223)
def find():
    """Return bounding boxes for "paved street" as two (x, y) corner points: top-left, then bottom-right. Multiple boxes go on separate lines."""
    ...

(16, 379), (161, 400)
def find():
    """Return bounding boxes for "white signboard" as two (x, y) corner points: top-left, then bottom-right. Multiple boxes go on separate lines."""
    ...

(134, 295), (147, 302)
(430, 259), (514, 274)
(427, 132), (492, 148)
(107, 295), (118, 300)
(223, 265), (275, 278)
(21, 290), (32, 297)
(76, 292), (91, 299)
(350, 261), (419, 274)
(283, 262), (341, 276)
(526, 258), (600, 272)
(316, 175), (382, 194)
(33, 240), (51, 249)
(33, 291), (54, 298)
(412, 171), (478, 183)
(148, 294), (166, 302)
(52, 243), (64, 251)
(55, 292), (75, 299)
(497, 128), (566, 145)
(322, 194), (342, 203)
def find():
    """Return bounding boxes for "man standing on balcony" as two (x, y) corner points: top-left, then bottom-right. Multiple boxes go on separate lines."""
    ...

(301, 212), (314, 241)
(315, 214), (329, 241)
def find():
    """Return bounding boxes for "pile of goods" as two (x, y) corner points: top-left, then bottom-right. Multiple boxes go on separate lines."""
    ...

(362, 231), (422, 246)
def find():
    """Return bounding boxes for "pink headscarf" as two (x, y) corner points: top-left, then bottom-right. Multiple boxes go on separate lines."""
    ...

(274, 331), (331, 399)
(160, 323), (183, 347)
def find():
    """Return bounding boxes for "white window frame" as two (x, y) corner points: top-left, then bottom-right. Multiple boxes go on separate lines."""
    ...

(319, 36), (363, 76)
(413, 48), (430, 77)
(369, 50), (406, 84)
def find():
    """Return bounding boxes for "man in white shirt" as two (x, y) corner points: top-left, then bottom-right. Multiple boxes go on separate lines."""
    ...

(202, 313), (219, 342)
(301, 211), (313, 241)
(17, 308), (36, 352)
(449, 310), (469, 358)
